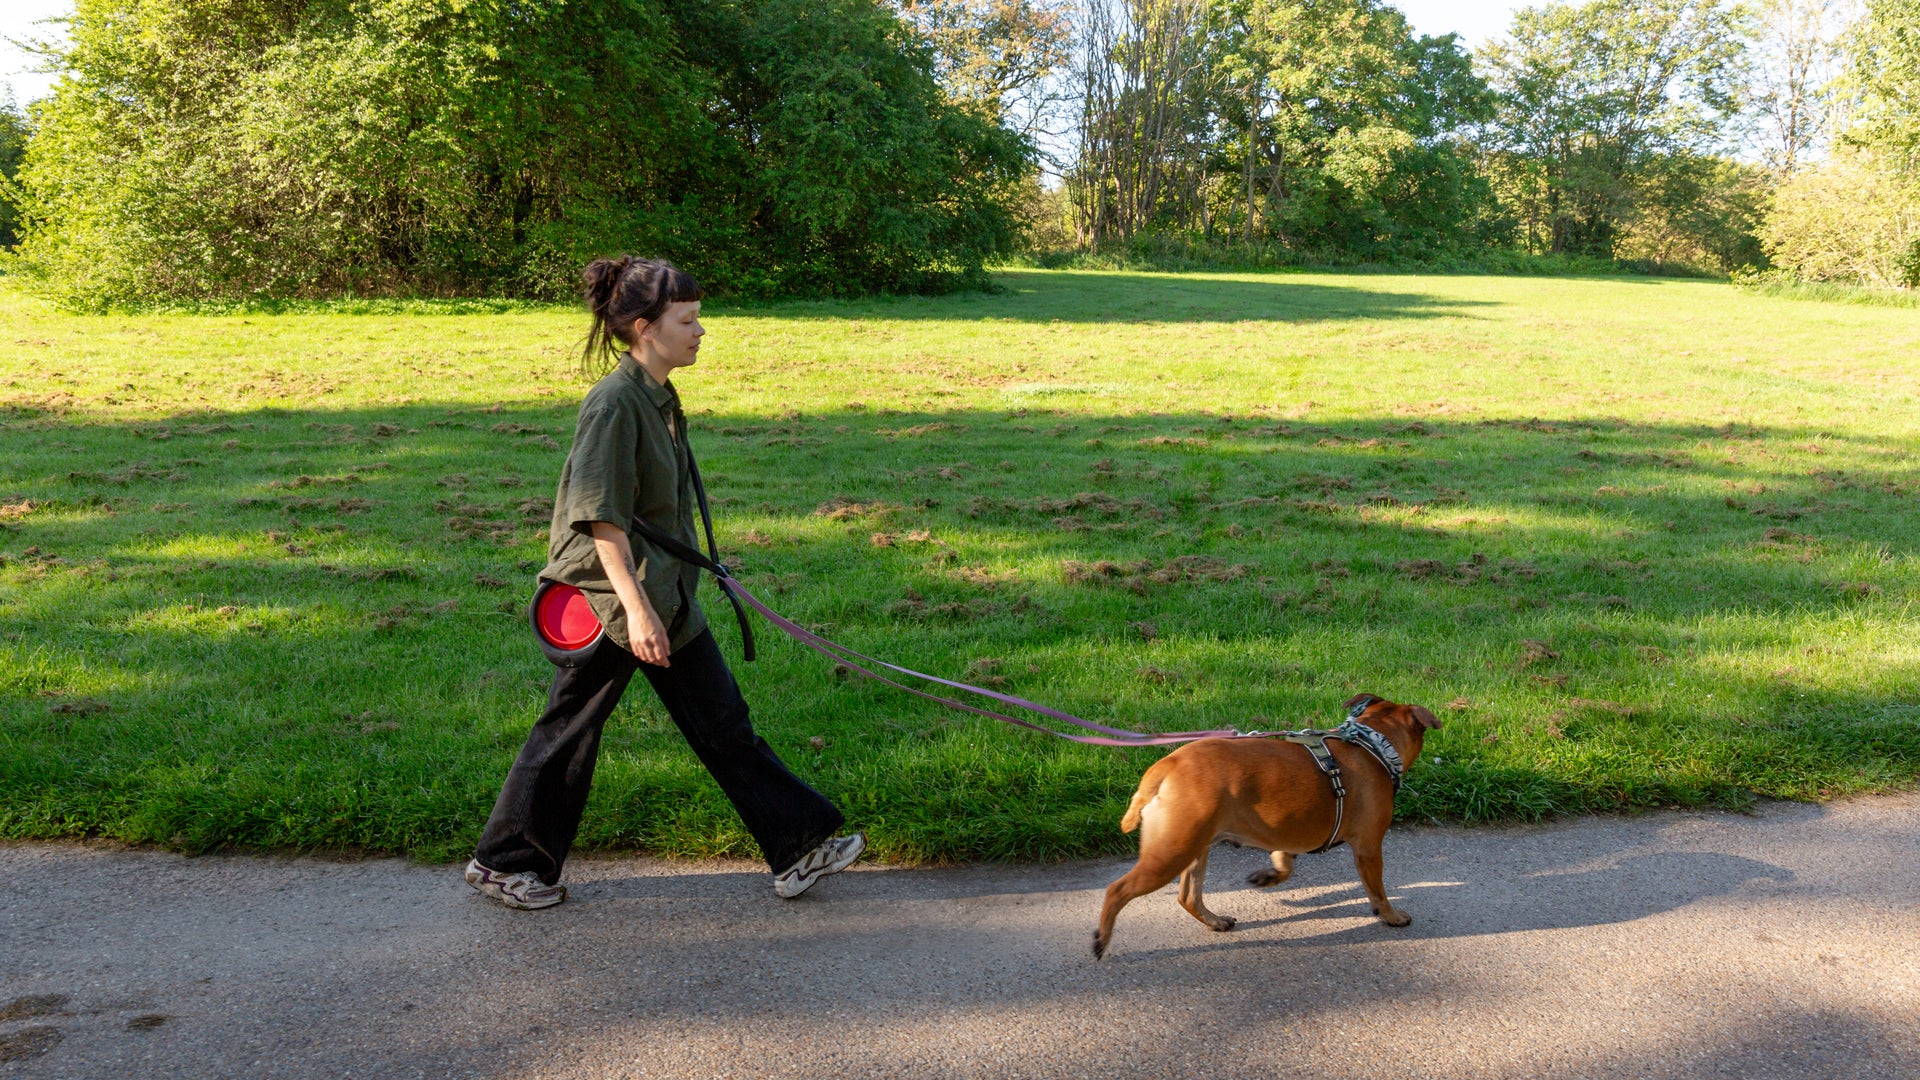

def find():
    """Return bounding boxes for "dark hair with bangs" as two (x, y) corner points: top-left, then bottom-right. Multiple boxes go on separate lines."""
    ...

(580, 256), (705, 375)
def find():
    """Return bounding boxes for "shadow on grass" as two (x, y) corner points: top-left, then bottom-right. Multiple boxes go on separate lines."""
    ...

(68, 269), (1510, 325)
(730, 268), (1505, 324)
(3, 398), (1919, 859)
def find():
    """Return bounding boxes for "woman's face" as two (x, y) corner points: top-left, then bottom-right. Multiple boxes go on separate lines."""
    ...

(636, 301), (704, 369)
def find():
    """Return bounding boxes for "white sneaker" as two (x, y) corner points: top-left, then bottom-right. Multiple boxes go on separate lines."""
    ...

(774, 833), (866, 899)
(464, 858), (567, 910)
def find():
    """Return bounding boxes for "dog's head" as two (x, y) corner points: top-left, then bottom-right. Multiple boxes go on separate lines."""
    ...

(1343, 693), (1442, 758)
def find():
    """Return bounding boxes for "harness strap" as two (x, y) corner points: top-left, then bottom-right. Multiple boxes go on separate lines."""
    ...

(626, 439), (757, 662)
(1277, 707), (1407, 854)
(1283, 731), (1348, 854)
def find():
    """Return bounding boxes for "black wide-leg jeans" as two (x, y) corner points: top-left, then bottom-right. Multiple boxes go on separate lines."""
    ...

(474, 629), (844, 884)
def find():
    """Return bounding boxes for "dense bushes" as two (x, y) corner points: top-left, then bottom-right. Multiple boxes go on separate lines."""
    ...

(9, 0), (1918, 300)
(1762, 151), (1920, 288)
(10, 0), (1032, 306)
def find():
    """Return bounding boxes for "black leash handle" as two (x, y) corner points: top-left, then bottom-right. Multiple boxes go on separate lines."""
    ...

(627, 440), (757, 662)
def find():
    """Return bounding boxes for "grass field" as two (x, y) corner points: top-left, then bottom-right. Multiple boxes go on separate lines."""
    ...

(2, 270), (1918, 864)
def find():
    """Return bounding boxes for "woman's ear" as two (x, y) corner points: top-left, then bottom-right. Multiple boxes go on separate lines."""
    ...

(631, 316), (652, 344)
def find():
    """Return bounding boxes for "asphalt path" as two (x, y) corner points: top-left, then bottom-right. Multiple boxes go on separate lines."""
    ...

(3, 792), (1916, 1079)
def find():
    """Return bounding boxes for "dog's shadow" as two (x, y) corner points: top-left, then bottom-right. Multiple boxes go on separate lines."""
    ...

(574, 844), (1796, 964)
(1119, 848), (1795, 959)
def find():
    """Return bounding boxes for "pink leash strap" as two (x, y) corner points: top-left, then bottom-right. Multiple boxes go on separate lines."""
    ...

(637, 434), (1248, 747)
(719, 576), (1247, 747)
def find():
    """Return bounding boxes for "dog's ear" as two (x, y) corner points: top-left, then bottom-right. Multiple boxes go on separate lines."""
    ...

(1409, 705), (1442, 730)
(1342, 693), (1378, 712)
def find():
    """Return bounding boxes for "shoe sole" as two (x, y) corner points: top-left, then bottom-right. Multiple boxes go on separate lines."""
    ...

(484, 886), (566, 910)
(465, 866), (567, 910)
(775, 833), (866, 899)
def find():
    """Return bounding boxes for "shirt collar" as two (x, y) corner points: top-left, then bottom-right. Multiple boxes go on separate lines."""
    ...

(617, 352), (678, 411)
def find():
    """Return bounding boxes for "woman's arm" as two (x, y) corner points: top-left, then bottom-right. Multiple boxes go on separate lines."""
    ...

(589, 521), (672, 667)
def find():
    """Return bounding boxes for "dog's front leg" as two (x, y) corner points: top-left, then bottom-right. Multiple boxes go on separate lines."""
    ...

(1176, 846), (1236, 933)
(1350, 836), (1410, 926)
(1246, 849), (1295, 888)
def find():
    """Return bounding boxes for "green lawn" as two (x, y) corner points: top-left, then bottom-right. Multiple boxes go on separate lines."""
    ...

(2, 269), (1918, 863)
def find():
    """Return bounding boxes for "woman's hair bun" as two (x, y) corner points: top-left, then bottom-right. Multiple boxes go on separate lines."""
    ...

(582, 257), (631, 314)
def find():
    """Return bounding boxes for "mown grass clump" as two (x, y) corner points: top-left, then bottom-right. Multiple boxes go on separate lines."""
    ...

(2, 269), (1917, 863)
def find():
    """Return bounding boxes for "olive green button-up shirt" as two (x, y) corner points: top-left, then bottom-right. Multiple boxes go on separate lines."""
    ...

(539, 353), (707, 654)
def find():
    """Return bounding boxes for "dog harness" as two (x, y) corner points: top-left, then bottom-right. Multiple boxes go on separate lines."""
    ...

(1267, 695), (1407, 854)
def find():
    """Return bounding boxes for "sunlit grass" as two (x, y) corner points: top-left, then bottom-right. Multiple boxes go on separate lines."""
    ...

(1, 269), (1918, 863)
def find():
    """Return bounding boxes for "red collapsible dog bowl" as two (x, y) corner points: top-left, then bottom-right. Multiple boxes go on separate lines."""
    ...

(530, 580), (605, 666)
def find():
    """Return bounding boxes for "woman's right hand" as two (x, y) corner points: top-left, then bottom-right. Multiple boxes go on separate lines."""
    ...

(626, 604), (672, 667)
(590, 522), (671, 667)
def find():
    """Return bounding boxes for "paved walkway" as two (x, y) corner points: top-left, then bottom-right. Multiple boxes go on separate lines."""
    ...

(3, 793), (1916, 1079)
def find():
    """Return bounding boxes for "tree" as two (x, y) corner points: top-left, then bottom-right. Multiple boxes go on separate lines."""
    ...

(1792, 0), (1920, 286)
(1482, 0), (1756, 256)
(1210, 1), (1490, 242)
(1215, 0), (1422, 243)
(11, 0), (1034, 305)
(1067, 0), (1214, 244)
(1615, 153), (1769, 270)
(1847, 0), (1920, 168)
(1061, 0), (1496, 258)
(895, 0), (1075, 138)
(1750, 0), (1853, 177)
(0, 89), (28, 249)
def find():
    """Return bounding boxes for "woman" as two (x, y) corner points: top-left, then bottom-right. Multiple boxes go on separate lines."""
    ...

(465, 256), (863, 909)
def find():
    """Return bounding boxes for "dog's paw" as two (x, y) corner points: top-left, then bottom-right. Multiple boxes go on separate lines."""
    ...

(1091, 930), (1108, 959)
(1209, 915), (1237, 933)
(1246, 869), (1282, 887)
(1378, 909), (1412, 928)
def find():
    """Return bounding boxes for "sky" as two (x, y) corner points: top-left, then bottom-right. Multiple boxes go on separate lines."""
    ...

(1394, 0), (1531, 46)
(1, 0), (67, 108)
(0, 1), (1532, 110)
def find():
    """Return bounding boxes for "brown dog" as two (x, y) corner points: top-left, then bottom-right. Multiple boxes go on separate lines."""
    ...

(1092, 694), (1441, 959)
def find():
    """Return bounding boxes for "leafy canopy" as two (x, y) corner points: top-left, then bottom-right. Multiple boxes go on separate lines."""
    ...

(11, 0), (1034, 305)
(1479, 0), (1756, 258)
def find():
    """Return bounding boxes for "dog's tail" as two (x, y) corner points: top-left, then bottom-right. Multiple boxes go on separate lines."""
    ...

(1119, 758), (1174, 834)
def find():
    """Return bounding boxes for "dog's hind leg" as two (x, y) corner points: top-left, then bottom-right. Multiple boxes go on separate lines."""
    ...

(1094, 803), (1212, 958)
(1093, 857), (1184, 959)
(1176, 845), (1236, 933)
(1246, 850), (1296, 888)
(1350, 834), (1410, 927)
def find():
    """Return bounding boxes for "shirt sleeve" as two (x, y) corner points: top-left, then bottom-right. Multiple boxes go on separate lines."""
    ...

(558, 403), (637, 536)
